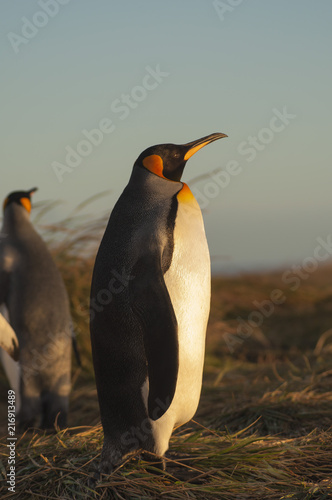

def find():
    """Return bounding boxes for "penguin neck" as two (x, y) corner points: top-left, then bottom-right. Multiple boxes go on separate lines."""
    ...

(2, 204), (33, 235)
(130, 165), (182, 200)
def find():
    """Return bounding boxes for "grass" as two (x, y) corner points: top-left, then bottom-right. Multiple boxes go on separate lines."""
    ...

(1, 201), (332, 499)
(0, 422), (331, 498)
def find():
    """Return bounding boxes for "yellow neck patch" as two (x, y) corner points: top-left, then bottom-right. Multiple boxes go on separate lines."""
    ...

(142, 155), (166, 179)
(177, 183), (194, 203)
(20, 197), (31, 213)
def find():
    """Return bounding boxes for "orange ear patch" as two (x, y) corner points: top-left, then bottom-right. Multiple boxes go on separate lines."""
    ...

(177, 183), (194, 203)
(142, 155), (166, 178)
(20, 197), (31, 213)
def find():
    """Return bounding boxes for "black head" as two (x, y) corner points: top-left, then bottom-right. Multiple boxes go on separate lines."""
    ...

(3, 187), (38, 214)
(134, 133), (228, 182)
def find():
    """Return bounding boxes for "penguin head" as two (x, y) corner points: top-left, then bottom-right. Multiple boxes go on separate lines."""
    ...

(3, 188), (38, 214)
(134, 133), (228, 182)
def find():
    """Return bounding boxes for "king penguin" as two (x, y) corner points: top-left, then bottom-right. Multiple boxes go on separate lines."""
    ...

(90, 133), (227, 472)
(0, 188), (72, 429)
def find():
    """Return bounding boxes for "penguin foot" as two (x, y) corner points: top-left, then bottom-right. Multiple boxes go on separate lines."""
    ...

(98, 459), (115, 477)
(87, 460), (115, 488)
(141, 451), (166, 473)
(87, 471), (99, 489)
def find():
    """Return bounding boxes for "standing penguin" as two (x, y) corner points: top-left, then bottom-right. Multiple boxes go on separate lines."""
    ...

(90, 133), (227, 472)
(0, 188), (72, 429)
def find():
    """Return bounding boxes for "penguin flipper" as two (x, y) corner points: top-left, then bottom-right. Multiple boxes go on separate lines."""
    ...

(0, 312), (19, 361)
(130, 258), (178, 421)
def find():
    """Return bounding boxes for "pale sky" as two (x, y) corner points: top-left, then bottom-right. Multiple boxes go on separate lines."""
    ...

(1, 1), (331, 273)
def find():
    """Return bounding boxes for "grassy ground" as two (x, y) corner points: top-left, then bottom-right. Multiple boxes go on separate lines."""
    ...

(0, 209), (332, 499)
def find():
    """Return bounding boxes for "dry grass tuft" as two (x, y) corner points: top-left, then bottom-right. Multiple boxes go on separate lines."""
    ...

(0, 199), (332, 498)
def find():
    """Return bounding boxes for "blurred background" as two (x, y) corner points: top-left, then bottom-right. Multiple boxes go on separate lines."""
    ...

(1, 4), (332, 497)
(1, 0), (331, 273)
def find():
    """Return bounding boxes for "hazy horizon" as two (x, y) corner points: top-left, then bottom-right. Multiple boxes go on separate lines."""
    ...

(1, 1), (331, 273)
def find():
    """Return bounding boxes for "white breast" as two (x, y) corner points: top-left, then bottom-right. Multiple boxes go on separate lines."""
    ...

(148, 190), (211, 454)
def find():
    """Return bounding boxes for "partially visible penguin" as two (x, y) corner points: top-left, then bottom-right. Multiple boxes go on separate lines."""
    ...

(90, 132), (227, 472)
(0, 188), (72, 429)
(0, 307), (20, 410)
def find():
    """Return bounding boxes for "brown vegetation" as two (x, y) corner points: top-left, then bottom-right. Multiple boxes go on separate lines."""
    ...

(0, 205), (331, 498)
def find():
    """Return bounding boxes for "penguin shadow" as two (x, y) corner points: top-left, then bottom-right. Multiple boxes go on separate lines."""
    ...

(88, 449), (211, 488)
(163, 450), (214, 485)
(88, 450), (162, 485)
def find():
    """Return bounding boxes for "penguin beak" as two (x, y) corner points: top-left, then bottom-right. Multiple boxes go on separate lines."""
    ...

(183, 133), (228, 161)
(28, 187), (38, 197)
